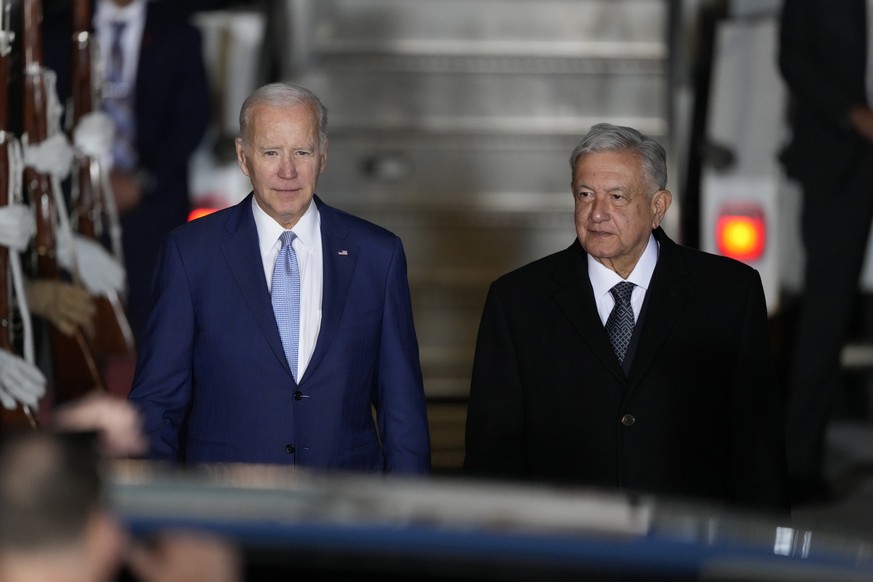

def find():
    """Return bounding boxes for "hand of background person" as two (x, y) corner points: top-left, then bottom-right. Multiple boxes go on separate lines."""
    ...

(53, 392), (148, 457)
(25, 278), (96, 336)
(110, 170), (144, 215)
(0, 204), (35, 251)
(849, 105), (873, 142)
(56, 231), (126, 296)
(0, 348), (46, 411)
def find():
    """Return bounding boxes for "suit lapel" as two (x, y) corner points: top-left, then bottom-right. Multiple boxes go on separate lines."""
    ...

(220, 194), (290, 373)
(626, 228), (688, 384)
(552, 242), (627, 380)
(303, 197), (358, 381)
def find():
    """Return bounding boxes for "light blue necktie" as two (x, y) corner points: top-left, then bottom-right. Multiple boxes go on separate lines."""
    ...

(605, 281), (636, 364)
(271, 231), (300, 380)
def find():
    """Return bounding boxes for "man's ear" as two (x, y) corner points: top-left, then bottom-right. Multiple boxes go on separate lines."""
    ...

(319, 138), (329, 175)
(234, 138), (250, 177)
(651, 189), (672, 229)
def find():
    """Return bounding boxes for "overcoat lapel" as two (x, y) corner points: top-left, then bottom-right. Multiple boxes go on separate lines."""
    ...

(625, 228), (688, 386)
(552, 230), (690, 386)
(552, 242), (627, 381)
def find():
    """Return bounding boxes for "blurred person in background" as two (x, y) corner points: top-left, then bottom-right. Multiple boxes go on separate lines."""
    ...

(464, 123), (789, 515)
(43, 0), (211, 345)
(778, 0), (873, 505)
(127, 82), (431, 472)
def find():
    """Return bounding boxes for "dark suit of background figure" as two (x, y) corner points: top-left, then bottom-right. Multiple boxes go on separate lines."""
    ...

(128, 194), (431, 471)
(42, 0), (211, 344)
(778, 0), (873, 498)
(464, 230), (788, 512)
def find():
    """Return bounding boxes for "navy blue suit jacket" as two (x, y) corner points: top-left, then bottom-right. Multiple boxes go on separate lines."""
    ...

(128, 195), (431, 473)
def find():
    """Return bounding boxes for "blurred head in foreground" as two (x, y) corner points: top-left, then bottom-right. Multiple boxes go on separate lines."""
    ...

(0, 430), (126, 582)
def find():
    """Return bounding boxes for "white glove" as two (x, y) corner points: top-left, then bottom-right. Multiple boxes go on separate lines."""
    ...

(0, 204), (35, 251)
(74, 111), (114, 158)
(0, 348), (46, 410)
(56, 231), (125, 295)
(23, 132), (74, 179)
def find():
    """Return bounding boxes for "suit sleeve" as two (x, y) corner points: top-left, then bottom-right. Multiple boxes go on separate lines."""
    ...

(729, 269), (790, 513)
(127, 234), (196, 462)
(376, 237), (431, 473)
(463, 281), (529, 479)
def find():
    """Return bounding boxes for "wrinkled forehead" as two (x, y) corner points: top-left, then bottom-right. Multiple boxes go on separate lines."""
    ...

(246, 103), (323, 147)
(572, 150), (648, 187)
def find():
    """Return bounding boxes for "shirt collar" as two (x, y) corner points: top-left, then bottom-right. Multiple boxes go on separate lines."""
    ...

(253, 196), (321, 256)
(588, 232), (659, 298)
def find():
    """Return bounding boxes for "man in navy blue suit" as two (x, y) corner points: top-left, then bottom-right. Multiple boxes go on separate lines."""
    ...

(128, 82), (431, 472)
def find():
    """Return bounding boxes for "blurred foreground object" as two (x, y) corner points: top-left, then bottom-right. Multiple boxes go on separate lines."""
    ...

(0, 430), (241, 582)
(110, 462), (873, 581)
(126, 529), (242, 582)
(53, 392), (148, 458)
(0, 431), (127, 582)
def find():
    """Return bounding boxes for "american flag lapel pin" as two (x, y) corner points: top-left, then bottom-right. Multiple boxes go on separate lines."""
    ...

(338, 250), (349, 256)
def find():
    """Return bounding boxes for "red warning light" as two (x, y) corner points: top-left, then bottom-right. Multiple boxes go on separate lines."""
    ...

(716, 203), (766, 262)
(188, 207), (218, 222)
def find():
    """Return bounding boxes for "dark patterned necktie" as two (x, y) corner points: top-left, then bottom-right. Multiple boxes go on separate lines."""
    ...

(605, 281), (636, 364)
(102, 20), (137, 171)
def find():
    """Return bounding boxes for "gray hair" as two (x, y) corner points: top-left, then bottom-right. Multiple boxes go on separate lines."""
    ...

(238, 82), (329, 148)
(569, 123), (667, 191)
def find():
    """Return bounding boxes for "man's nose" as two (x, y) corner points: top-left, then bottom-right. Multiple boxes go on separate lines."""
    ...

(278, 155), (298, 178)
(589, 197), (608, 221)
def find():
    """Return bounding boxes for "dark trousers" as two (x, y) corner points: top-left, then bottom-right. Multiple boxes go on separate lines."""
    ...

(785, 147), (873, 482)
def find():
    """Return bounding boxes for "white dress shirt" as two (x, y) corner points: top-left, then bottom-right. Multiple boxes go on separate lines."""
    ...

(253, 198), (324, 379)
(94, 0), (146, 88)
(589, 233), (659, 326)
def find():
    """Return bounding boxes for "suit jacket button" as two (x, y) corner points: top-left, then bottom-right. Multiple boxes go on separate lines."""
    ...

(285, 444), (296, 454)
(294, 390), (304, 401)
(621, 414), (635, 427)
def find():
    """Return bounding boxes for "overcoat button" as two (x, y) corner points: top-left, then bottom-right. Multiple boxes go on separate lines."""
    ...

(621, 414), (635, 427)
(285, 444), (296, 454)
